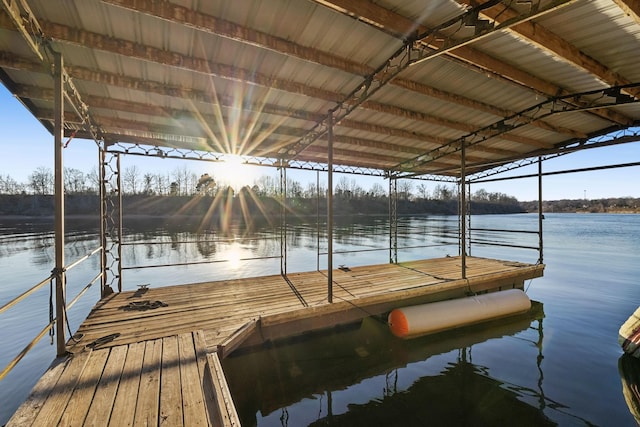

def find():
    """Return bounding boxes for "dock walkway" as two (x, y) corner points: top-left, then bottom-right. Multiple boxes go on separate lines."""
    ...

(7, 256), (543, 426)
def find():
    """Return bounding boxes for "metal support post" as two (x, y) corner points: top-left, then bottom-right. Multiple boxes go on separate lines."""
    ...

(467, 182), (472, 256)
(460, 141), (467, 279)
(99, 146), (107, 296)
(101, 150), (122, 294)
(388, 177), (398, 264)
(53, 51), (66, 356)
(116, 154), (123, 291)
(316, 170), (320, 272)
(279, 162), (287, 276)
(327, 111), (334, 303)
(538, 157), (544, 264)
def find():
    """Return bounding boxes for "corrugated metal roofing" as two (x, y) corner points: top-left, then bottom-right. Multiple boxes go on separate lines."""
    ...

(1, 0), (639, 178)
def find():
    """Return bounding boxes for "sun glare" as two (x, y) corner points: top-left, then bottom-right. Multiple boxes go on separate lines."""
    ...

(214, 154), (257, 190)
(225, 244), (244, 270)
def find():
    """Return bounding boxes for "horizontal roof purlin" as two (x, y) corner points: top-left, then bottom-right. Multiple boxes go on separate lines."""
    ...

(1, 0), (639, 178)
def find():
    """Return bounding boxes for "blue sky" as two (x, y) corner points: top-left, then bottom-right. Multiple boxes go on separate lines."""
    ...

(1, 84), (639, 202)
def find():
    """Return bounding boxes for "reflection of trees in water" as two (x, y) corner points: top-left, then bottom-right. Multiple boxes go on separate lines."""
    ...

(41, 216), (464, 270)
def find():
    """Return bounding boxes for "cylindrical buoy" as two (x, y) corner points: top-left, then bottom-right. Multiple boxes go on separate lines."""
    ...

(388, 289), (531, 339)
(620, 306), (640, 358)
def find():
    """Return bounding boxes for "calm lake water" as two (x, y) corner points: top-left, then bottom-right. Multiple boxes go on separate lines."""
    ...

(0, 213), (638, 426)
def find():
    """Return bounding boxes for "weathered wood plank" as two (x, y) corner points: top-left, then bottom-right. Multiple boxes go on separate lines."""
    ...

(5, 357), (67, 426)
(29, 349), (92, 426)
(83, 345), (128, 426)
(108, 341), (145, 427)
(57, 348), (110, 426)
(178, 333), (210, 425)
(217, 319), (260, 359)
(133, 339), (162, 426)
(205, 352), (241, 427)
(159, 335), (183, 426)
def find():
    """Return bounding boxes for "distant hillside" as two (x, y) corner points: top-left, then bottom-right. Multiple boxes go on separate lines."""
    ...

(520, 197), (640, 214)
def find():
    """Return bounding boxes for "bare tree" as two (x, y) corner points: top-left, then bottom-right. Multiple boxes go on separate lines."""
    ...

(0, 174), (23, 194)
(28, 166), (53, 195)
(86, 166), (99, 194)
(123, 165), (140, 194)
(335, 176), (362, 198)
(397, 180), (414, 200)
(286, 177), (303, 198)
(416, 183), (430, 199)
(143, 173), (155, 195)
(64, 168), (86, 194)
(171, 165), (192, 195)
(369, 183), (386, 199)
(253, 175), (278, 197)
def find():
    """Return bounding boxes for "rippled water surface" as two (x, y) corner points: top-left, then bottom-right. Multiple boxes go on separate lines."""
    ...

(1, 213), (638, 426)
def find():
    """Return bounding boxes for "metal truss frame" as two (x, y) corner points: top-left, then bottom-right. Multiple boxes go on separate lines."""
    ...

(281, 0), (575, 159)
(392, 83), (640, 178)
(100, 149), (123, 294)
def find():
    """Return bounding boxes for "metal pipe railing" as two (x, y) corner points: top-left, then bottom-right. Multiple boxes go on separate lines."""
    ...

(0, 247), (102, 382)
(0, 247), (102, 315)
(121, 254), (282, 270)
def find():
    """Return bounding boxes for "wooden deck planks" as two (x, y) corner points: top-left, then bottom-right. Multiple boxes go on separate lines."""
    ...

(30, 349), (93, 426)
(82, 345), (128, 427)
(159, 335), (183, 426)
(178, 333), (210, 426)
(133, 338), (162, 426)
(66, 256), (543, 354)
(8, 256), (544, 427)
(57, 348), (110, 426)
(108, 341), (145, 427)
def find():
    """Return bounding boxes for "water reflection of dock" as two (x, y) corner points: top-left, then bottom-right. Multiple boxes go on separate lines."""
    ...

(224, 304), (547, 425)
(8, 256), (542, 426)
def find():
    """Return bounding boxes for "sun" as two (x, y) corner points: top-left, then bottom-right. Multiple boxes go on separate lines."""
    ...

(213, 154), (258, 190)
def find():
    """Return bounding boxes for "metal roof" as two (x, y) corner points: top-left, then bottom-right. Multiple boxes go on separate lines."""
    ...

(1, 0), (639, 178)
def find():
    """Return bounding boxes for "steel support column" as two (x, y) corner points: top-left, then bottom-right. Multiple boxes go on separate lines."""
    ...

(279, 162), (287, 276)
(53, 51), (66, 356)
(466, 182), (472, 257)
(99, 145), (107, 296)
(388, 177), (398, 264)
(316, 170), (320, 272)
(101, 150), (122, 293)
(460, 141), (467, 279)
(327, 111), (334, 303)
(538, 157), (544, 264)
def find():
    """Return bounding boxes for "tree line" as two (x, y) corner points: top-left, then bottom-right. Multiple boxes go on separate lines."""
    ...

(521, 197), (640, 213)
(0, 165), (521, 205)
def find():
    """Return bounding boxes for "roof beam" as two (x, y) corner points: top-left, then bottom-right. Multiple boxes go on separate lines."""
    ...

(24, 84), (495, 164)
(313, 0), (633, 126)
(461, 0), (640, 99)
(0, 0), (44, 60)
(393, 82), (640, 177)
(285, 0), (577, 157)
(0, 7), (103, 141)
(1, 50), (548, 153)
(99, 0), (584, 139)
(612, 0), (640, 24)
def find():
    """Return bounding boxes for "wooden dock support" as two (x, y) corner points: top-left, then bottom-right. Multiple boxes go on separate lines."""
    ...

(205, 352), (241, 426)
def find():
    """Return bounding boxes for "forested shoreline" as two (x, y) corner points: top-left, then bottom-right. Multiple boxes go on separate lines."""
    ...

(1, 165), (637, 217)
(0, 192), (524, 218)
(3, 193), (638, 219)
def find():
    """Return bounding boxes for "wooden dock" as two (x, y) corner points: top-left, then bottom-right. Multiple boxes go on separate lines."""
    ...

(7, 256), (543, 426)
